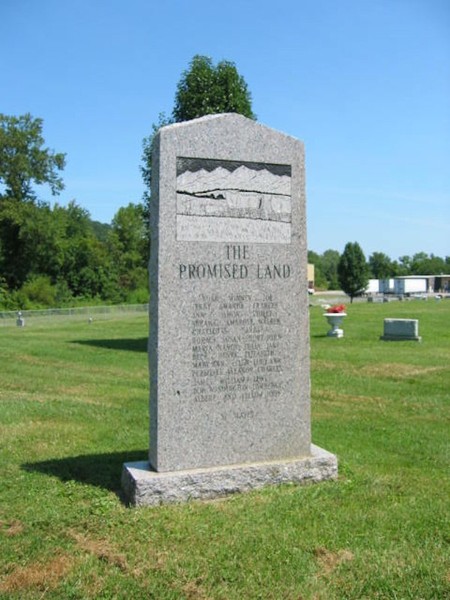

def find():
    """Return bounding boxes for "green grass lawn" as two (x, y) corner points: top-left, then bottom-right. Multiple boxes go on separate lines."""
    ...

(0, 301), (449, 599)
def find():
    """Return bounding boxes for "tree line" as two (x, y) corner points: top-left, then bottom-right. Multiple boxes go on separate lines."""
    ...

(0, 114), (148, 309)
(309, 247), (450, 293)
(1, 56), (448, 310)
(0, 195), (148, 310)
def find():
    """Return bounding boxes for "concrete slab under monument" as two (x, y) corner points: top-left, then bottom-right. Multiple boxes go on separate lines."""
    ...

(123, 445), (337, 506)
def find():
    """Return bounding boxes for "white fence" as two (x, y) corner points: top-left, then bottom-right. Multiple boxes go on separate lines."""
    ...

(0, 303), (148, 327)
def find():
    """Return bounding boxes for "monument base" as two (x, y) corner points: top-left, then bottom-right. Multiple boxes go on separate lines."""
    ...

(122, 444), (338, 507)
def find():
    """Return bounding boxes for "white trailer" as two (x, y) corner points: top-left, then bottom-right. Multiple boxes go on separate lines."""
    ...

(366, 279), (380, 294)
(394, 277), (428, 295)
(379, 279), (395, 294)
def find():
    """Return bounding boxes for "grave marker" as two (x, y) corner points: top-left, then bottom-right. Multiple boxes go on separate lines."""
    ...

(122, 114), (337, 505)
(381, 318), (421, 341)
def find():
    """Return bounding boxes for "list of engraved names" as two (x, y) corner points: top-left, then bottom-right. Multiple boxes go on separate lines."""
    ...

(191, 291), (284, 416)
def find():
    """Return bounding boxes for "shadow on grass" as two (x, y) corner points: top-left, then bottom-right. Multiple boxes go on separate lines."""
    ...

(71, 337), (148, 352)
(22, 449), (147, 494)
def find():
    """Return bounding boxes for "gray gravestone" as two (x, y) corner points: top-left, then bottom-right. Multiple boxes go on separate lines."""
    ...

(381, 318), (421, 341)
(122, 114), (337, 505)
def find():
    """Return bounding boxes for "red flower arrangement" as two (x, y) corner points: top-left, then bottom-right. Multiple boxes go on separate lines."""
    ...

(326, 304), (346, 314)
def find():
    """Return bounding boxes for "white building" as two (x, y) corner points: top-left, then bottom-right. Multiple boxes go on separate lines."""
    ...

(366, 275), (450, 296)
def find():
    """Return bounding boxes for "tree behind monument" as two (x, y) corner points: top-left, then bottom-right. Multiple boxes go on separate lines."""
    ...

(172, 55), (255, 122)
(338, 241), (369, 302)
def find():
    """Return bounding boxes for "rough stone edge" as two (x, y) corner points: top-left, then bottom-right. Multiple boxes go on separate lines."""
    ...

(121, 444), (338, 507)
(380, 335), (422, 342)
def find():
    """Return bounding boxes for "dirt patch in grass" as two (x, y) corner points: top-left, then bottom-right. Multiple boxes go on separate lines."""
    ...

(181, 578), (211, 599)
(315, 389), (386, 407)
(0, 391), (46, 404)
(313, 360), (448, 381)
(54, 386), (117, 407)
(0, 554), (74, 593)
(0, 519), (25, 537)
(69, 530), (128, 572)
(312, 360), (340, 370)
(314, 547), (354, 576)
(11, 354), (44, 365)
(360, 363), (446, 379)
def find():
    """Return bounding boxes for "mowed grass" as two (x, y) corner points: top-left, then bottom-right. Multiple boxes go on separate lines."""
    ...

(0, 301), (449, 599)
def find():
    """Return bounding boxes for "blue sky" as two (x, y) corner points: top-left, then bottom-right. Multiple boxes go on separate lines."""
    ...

(1, 0), (449, 259)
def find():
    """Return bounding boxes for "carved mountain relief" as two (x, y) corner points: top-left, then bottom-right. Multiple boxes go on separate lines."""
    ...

(176, 158), (292, 243)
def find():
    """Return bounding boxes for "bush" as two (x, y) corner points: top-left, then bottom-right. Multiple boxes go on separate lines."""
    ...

(20, 275), (58, 308)
(126, 287), (149, 304)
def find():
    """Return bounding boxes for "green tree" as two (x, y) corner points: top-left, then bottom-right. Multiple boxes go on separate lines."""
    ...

(19, 275), (58, 308)
(58, 202), (116, 300)
(108, 203), (148, 298)
(16, 202), (66, 284)
(397, 255), (412, 275)
(0, 199), (31, 288)
(0, 199), (64, 289)
(307, 249), (340, 290)
(307, 251), (327, 289)
(91, 220), (111, 243)
(337, 242), (369, 302)
(0, 198), (115, 301)
(0, 114), (66, 292)
(0, 113), (65, 203)
(368, 251), (396, 279)
(173, 55), (255, 122)
(321, 249), (341, 289)
(410, 252), (446, 275)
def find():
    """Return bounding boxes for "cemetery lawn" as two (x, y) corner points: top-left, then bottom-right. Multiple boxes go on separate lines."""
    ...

(0, 301), (449, 600)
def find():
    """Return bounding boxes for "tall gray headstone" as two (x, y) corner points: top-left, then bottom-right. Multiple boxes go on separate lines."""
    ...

(122, 114), (337, 505)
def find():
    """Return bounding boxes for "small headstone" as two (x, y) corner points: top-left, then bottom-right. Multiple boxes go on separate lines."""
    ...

(122, 114), (337, 505)
(380, 318), (421, 341)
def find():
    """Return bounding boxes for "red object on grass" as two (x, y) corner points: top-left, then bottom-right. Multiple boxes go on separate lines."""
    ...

(326, 304), (346, 313)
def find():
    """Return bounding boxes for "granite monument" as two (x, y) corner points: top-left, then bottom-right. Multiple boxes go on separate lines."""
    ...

(122, 114), (337, 505)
